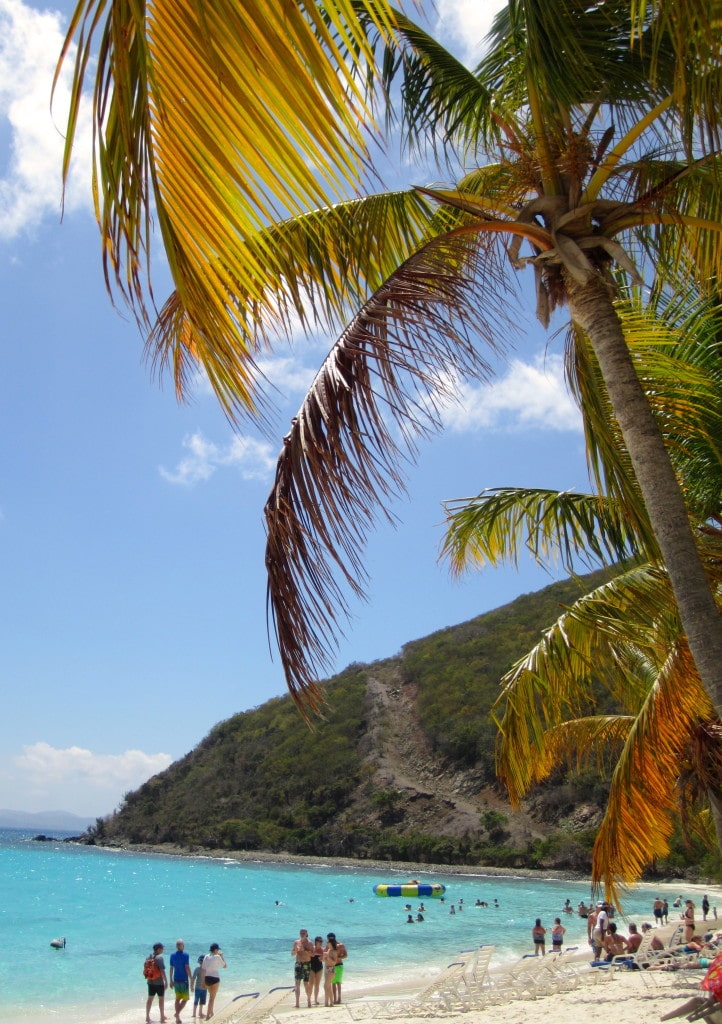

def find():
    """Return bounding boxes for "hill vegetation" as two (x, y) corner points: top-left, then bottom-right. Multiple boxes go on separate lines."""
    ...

(88, 570), (715, 878)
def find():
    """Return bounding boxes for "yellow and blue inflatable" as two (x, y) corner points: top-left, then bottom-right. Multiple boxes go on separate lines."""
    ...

(373, 882), (445, 898)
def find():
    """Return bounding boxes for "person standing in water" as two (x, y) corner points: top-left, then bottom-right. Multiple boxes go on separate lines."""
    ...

(532, 919), (546, 956)
(551, 918), (566, 952)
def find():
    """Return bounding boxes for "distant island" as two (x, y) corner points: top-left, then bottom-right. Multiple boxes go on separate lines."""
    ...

(0, 808), (96, 831)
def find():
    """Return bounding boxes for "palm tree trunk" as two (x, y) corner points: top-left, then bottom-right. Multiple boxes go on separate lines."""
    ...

(567, 276), (722, 719)
(708, 789), (722, 856)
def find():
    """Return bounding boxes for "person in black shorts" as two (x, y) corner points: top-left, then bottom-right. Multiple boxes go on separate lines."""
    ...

(146, 942), (169, 1024)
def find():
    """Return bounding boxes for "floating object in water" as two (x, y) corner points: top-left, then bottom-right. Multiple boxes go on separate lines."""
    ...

(373, 883), (445, 898)
(50, 937), (66, 949)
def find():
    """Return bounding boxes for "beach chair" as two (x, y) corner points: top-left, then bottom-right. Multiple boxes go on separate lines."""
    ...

(608, 930), (656, 973)
(463, 944), (495, 1002)
(242, 986), (296, 1024)
(204, 991), (261, 1024)
(347, 960), (471, 1018)
(486, 954), (552, 1003)
(208, 986), (294, 1024)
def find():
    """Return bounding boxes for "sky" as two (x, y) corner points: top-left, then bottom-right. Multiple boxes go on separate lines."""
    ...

(0, 0), (593, 817)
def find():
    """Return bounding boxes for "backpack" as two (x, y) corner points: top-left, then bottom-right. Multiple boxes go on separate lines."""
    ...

(143, 955), (161, 981)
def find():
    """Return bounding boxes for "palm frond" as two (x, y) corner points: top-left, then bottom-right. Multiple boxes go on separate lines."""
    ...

(566, 289), (722, 543)
(441, 487), (641, 577)
(631, 0), (722, 151)
(591, 640), (714, 903)
(493, 562), (675, 805)
(480, 0), (672, 140)
(264, 232), (516, 711)
(144, 189), (443, 416)
(56, 0), (400, 419)
(375, 9), (496, 162)
(493, 556), (717, 902)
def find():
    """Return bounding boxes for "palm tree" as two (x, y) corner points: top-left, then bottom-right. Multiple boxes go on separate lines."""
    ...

(59, 2), (722, 713)
(441, 291), (722, 897)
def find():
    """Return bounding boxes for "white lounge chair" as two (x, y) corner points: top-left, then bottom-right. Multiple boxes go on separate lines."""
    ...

(348, 960), (472, 1018)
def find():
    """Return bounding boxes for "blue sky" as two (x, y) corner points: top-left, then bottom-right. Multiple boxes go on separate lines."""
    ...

(0, 0), (592, 817)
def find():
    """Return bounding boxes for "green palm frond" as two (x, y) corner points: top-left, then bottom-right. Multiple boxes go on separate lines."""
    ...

(481, 0), (672, 139)
(603, 156), (722, 286)
(441, 487), (641, 577)
(56, 0), (400, 419)
(264, 231), (516, 711)
(375, 9), (496, 161)
(144, 189), (443, 414)
(493, 556), (719, 901)
(493, 562), (675, 804)
(630, 0), (722, 150)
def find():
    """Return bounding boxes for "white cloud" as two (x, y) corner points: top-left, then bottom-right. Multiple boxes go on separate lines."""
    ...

(444, 353), (583, 434)
(0, 0), (93, 239)
(14, 741), (172, 804)
(256, 353), (317, 398)
(160, 430), (277, 486)
(434, 0), (506, 65)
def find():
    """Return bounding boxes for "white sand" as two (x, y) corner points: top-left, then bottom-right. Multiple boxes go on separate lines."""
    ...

(270, 921), (709, 1024)
(273, 970), (702, 1024)
(21, 959), (706, 1024)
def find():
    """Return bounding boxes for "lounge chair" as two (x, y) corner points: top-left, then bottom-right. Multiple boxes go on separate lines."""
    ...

(242, 986), (295, 1024)
(660, 994), (722, 1023)
(202, 991), (261, 1024)
(209, 987), (295, 1024)
(347, 960), (472, 1018)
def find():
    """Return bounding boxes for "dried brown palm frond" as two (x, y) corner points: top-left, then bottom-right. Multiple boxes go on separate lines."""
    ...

(264, 231), (516, 714)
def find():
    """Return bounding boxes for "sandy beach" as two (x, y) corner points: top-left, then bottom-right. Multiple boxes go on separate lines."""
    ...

(22, 921), (712, 1024)
(272, 967), (704, 1024)
(84, 946), (706, 1024)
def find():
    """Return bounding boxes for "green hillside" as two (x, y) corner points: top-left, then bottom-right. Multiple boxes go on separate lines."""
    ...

(88, 568), (710, 875)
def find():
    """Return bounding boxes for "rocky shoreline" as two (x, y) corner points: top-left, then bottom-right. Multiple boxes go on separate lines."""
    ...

(68, 837), (692, 884)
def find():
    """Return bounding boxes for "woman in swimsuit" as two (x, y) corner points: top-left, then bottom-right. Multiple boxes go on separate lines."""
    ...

(322, 938), (339, 1007)
(684, 900), (696, 943)
(310, 937), (324, 1006)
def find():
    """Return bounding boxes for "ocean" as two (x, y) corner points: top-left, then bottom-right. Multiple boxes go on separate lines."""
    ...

(2, 828), (717, 1023)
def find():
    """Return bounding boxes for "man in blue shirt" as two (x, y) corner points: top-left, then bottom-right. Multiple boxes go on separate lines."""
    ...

(169, 939), (193, 1023)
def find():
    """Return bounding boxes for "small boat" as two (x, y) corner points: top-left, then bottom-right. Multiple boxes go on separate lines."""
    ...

(50, 937), (66, 949)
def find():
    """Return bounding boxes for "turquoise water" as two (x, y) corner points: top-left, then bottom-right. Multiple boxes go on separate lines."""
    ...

(2, 828), (718, 1022)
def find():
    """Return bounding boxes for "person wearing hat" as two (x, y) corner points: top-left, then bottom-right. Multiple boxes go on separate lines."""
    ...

(191, 957), (206, 1019)
(201, 944), (226, 1021)
(591, 903), (608, 960)
(145, 942), (169, 1024)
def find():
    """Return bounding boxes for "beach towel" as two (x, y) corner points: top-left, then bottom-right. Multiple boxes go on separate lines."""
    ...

(701, 953), (722, 1002)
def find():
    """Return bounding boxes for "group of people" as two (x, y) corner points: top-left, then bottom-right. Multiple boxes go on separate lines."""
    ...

(292, 928), (348, 1008)
(531, 917), (569, 955)
(144, 940), (227, 1024)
